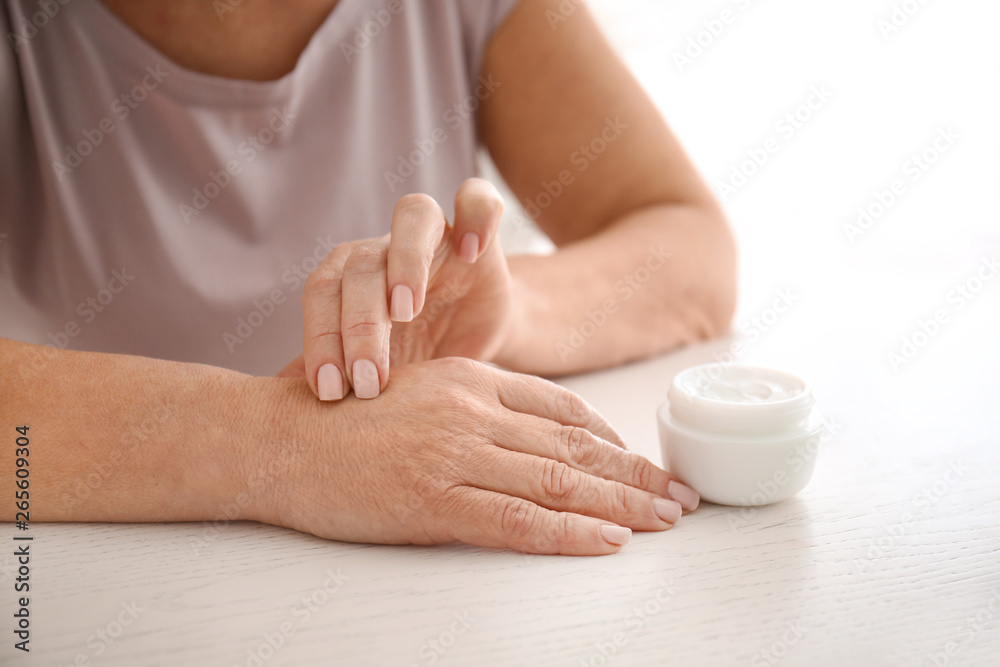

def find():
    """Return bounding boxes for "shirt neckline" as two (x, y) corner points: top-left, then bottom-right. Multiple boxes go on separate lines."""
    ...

(79, 0), (356, 107)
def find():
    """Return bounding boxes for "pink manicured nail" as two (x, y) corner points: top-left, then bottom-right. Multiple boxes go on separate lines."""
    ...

(668, 481), (700, 512)
(352, 360), (380, 399)
(458, 232), (480, 263)
(653, 498), (682, 524)
(317, 363), (344, 401)
(599, 525), (631, 546)
(390, 284), (414, 322)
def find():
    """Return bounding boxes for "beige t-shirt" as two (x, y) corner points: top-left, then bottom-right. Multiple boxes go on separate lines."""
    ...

(0, 0), (517, 375)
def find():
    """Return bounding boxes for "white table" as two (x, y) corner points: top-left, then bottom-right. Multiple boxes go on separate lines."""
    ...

(7, 1), (1000, 665)
(7, 310), (1000, 667)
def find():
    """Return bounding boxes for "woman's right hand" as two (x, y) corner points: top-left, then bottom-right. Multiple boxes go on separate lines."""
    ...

(251, 357), (699, 555)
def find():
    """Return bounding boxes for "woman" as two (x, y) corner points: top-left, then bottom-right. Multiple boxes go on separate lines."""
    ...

(0, 0), (736, 554)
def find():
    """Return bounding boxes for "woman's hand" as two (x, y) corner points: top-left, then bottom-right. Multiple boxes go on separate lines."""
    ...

(254, 358), (699, 555)
(280, 178), (515, 401)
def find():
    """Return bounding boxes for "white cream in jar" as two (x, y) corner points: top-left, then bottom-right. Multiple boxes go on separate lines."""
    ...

(657, 364), (823, 506)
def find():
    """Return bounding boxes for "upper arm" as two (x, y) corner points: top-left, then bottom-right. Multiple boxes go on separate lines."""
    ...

(478, 0), (719, 246)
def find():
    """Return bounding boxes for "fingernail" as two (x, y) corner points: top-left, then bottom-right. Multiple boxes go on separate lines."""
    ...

(668, 481), (700, 512)
(390, 284), (414, 322)
(352, 359), (380, 399)
(458, 232), (480, 263)
(653, 497), (682, 525)
(599, 524), (631, 547)
(317, 363), (344, 401)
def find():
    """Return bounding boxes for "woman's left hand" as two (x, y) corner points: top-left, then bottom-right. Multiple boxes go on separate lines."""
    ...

(278, 178), (516, 400)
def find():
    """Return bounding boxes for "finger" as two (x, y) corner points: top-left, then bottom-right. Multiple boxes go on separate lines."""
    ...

(386, 194), (449, 322)
(453, 178), (504, 264)
(495, 411), (692, 505)
(341, 241), (391, 399)
(441, 486), (630, 555)
(302, 245), (352, 401)
(473, 447), (680, 531)
(493, 372), (700, 511)
(492, 370), (626, 447)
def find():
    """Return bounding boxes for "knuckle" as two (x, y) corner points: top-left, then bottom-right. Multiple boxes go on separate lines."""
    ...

(391, 245), (425, 266)
(555, 389), (591, 424)
(541, 459), (577, 501)
(303, 273), (342, 298)
(560, 426), (599, 468)
(435, 383), (482, 417)
(395, 193), (443, 216)
(307, 330), (344, 347)
(532, 511), (568, 554)
(613, 482), (635, 516)
(499, 498), (538, 542)
(434, 479), (471, 514)
(435, 356), (479, 375)
(429, 359), (493, 402)
(628, 455), (654, 490)
(341, 311), (385, 338)
(391, 246), (432, 278)
(323, 244), (353, 266)
(342, 244), (386, 275)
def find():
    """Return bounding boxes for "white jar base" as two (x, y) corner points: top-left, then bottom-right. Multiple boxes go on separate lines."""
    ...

(658, 405), (823, 507)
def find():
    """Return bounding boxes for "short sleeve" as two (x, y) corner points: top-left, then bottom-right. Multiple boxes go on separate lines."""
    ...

(458, 0), (522, 86)
(0, 3), (33, 235)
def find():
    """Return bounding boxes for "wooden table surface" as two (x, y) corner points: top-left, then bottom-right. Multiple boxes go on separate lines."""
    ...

(4, 0), (999, 665)
(7, 305), (999, 667)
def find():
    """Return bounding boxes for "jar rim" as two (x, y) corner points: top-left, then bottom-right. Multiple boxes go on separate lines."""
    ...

(667, 364), (815, 421)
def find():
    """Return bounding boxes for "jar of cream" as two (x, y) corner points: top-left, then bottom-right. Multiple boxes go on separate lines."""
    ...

(657, 364), (824, 506)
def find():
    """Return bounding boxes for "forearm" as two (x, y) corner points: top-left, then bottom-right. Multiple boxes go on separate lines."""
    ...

(0, 338), (273, 523)
(494, 203), (737, 376)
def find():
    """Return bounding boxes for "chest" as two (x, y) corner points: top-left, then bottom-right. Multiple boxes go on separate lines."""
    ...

(99, 0), (340, 81)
